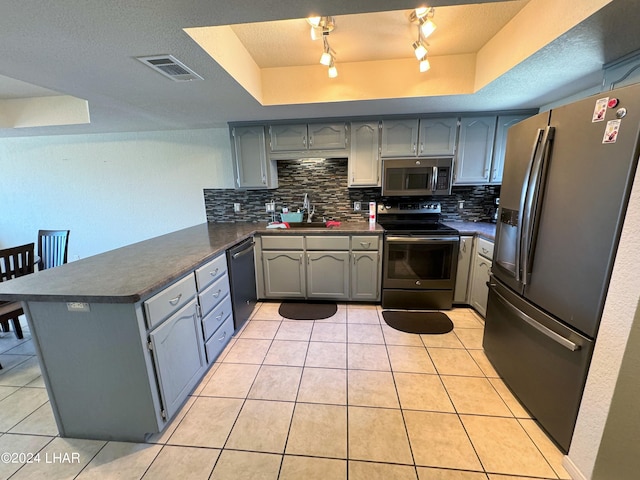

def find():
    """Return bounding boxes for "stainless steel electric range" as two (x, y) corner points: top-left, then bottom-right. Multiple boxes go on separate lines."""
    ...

(376, 202), (460, 310)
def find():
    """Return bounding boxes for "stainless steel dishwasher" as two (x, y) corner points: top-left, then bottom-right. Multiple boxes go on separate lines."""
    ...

(226, 238), (257, 332)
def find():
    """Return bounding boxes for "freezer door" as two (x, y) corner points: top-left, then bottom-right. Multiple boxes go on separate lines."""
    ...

(524, 84), (640, 338)
(492, 112), (550, 294)
(483, 278), (594, 452)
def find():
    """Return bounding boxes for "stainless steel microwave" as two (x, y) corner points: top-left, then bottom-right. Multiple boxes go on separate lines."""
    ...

(382, 157), (453, 196)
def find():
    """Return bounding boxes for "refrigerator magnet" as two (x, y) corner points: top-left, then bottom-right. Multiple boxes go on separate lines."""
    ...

(592, 97), (609, 122)
(602, 119), (621, 144)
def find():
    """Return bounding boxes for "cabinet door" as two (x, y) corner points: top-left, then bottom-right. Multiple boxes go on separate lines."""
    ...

(454, 236), (473, 304)
(470, 252), (492, 317)
(455, 116), (497, 184)
(149, 299), (205, 420)
(232, 126), (269, 188)
(491, 115), (529, 184)
(306, 252), (350, 300)
(381, 119), (419, 157)
(269, 124), (308, 151)
(262, 251), (306, 298)
(351, 252), (380, 301)
(418, 117), (458, 156)
(349, 122), (381, 187)
(309, 123), (347, 150)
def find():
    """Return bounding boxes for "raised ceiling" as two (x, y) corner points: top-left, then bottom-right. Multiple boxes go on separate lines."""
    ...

(0, 0), (639, 137)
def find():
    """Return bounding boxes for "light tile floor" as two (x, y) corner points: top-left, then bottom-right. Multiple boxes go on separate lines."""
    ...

(0, 304), (572, 480)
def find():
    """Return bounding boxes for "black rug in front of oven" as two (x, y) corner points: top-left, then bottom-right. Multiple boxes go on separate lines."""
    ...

(382, 311), (454, 334)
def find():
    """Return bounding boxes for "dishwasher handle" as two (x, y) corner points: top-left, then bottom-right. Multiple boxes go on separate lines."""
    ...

(231, 240), (255, 259)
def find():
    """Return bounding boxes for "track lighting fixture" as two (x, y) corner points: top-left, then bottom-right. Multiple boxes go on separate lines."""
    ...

(320, 36), (333, 66)
(410, 6), (436, 73)
(308, 15), (338, 79)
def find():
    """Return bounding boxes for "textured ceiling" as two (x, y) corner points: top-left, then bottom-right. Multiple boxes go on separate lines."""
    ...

(231, 2), (530, 68)
(0, 0), (638, 137)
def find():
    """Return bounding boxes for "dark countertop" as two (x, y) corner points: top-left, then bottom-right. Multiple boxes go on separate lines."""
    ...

(0, 221), (383, 304)
(443, 221), (496, 241)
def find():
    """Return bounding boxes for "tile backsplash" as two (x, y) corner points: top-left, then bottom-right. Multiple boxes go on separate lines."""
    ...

(204, 158), (499, 223)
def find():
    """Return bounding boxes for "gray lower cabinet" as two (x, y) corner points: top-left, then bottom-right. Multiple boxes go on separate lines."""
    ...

(352, 252), (380, 300)
(262, 251), (306, 298)
(454, 235), (474, 303)
(257, 234), (381, 301)
(469, 237), (494, 317)
(148, 298), (205, 420)
(307, 251), (350, 300)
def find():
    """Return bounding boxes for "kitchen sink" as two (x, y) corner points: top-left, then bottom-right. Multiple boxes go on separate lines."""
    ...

(285, 222), (330, 228)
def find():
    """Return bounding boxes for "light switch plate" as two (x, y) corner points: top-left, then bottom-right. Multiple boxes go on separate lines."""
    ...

(353, 201), (361, 211)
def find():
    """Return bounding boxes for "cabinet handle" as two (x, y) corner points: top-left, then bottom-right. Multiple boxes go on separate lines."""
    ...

(360, 242), (371, 248)
(462, 242), (467, 253)
(353, 253), (356, 265)
(218, 331), (227, 342)
(210, 268), (219, 277)
(299, 254), (303, 264)
(303, 135), (307, 147)
(309, 135), (313, 147)
(169, 294), (182, 306)
(212, 289), (222, 299)
(420, 142), (424, 153)
(482, 248), (489, 255)
(216, 311), (224, 321)
(412, 143), (417, 153)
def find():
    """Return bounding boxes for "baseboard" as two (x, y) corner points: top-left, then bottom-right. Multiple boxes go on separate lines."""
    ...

(562, 455), (589, 480)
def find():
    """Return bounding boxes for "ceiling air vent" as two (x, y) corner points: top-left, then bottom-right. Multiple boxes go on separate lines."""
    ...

(137, 55), (203, 82)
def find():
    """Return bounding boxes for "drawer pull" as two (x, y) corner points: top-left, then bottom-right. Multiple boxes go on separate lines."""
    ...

(168, 294), (182, 306)
(360, 242), (371, 248)
(210, 268), (220, 277)
(482, 248), (489, 255)
(212, 289), (222, 298)
(218, 331), (227, 342)
(216, 311), (225, 321)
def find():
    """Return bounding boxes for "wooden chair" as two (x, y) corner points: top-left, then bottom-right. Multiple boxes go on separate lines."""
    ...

(0, 242), (35, 340)
(37, 230), (70, 270)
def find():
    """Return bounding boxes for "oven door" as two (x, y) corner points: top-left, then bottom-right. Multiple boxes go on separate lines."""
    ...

(383, 235), (459, 290)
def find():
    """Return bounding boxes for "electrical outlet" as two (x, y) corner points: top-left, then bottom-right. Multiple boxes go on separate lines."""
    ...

(353, 201), (361, 211)
(233, 202), (241, 213)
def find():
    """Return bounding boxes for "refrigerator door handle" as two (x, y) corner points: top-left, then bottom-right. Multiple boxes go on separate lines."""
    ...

(522, 126), (555, 285)
(517, 129), (545, 283)
(492, 287), (581, 352)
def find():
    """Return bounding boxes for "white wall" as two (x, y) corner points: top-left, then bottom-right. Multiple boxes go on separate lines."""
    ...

(0, 128), (234, 259)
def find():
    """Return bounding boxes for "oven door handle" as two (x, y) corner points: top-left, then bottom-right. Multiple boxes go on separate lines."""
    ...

(385, 236), (459, 243)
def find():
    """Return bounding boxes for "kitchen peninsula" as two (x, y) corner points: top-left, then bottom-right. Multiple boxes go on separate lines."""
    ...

(0, 221), (382, 442)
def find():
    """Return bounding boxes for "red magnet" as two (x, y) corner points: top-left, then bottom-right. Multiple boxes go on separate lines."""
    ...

(608, 98), (619, 108)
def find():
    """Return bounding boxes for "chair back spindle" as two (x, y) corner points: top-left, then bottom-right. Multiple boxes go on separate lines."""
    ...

(38, 230), (70, 270)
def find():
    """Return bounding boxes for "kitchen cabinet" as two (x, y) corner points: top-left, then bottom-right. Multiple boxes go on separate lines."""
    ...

(256, 233), (381, 301)
(418, 117), (458, 156)
(269, 122), (348, 152)
(381, 117), (458, 157)
(148, 298), (205, 420)
(469, 237), (494, 317)
(454, 116), (497, 184)
(349, 121), (381, 187)
(230, 125), (278, 189)
(491, 115), (529, 184)
(454, 235), (474, 304)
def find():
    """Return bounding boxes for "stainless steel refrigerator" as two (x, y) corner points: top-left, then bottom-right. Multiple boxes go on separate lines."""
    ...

(483, 82), (640, 453)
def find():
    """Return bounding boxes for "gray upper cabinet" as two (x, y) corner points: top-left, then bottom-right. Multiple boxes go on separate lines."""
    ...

(454, 116), (497, 184)
(381, 117), (458, 157)
(349, 121), (381, 187)
(491, 115), (529, 184)
(269, 122), (348, 152)
(381, 119), (419, 157)
(418, 117), (458, 156)
(231, 125), (277, 189)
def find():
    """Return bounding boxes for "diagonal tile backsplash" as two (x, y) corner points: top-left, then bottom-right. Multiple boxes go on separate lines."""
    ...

(204, 158), (499, 223)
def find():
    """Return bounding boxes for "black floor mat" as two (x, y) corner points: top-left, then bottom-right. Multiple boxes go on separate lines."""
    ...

(382, 310), (454, 334)
(278, 301), (338, 320)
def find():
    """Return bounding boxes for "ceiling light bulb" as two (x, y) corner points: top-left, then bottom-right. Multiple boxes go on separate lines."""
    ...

(419, 57), (431, 72)
(328, 61), (338, 78)
(310, 26), (320, 41)
(414, 7), (429, 18)
(420, 18), (437, 38)
(307, 16), (321, 27)
(320, 51), (332, 66)
(413, 41), (427, 60)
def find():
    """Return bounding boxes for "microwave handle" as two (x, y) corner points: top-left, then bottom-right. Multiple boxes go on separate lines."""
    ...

(432, 166), (438, 191)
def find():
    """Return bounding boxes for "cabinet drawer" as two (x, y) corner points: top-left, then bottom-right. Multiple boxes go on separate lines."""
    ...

(306, 235), (349, 250)
(351, 235), (380, 250)
(261, 235), (304, 250)
(199, 273), (231, 318)
(195, 253), (228, 291)
(477, 237), (494, 260)
(202, 294), (233, 340)
(205, 315), (234, 364)
(144, 275), (197, 329)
